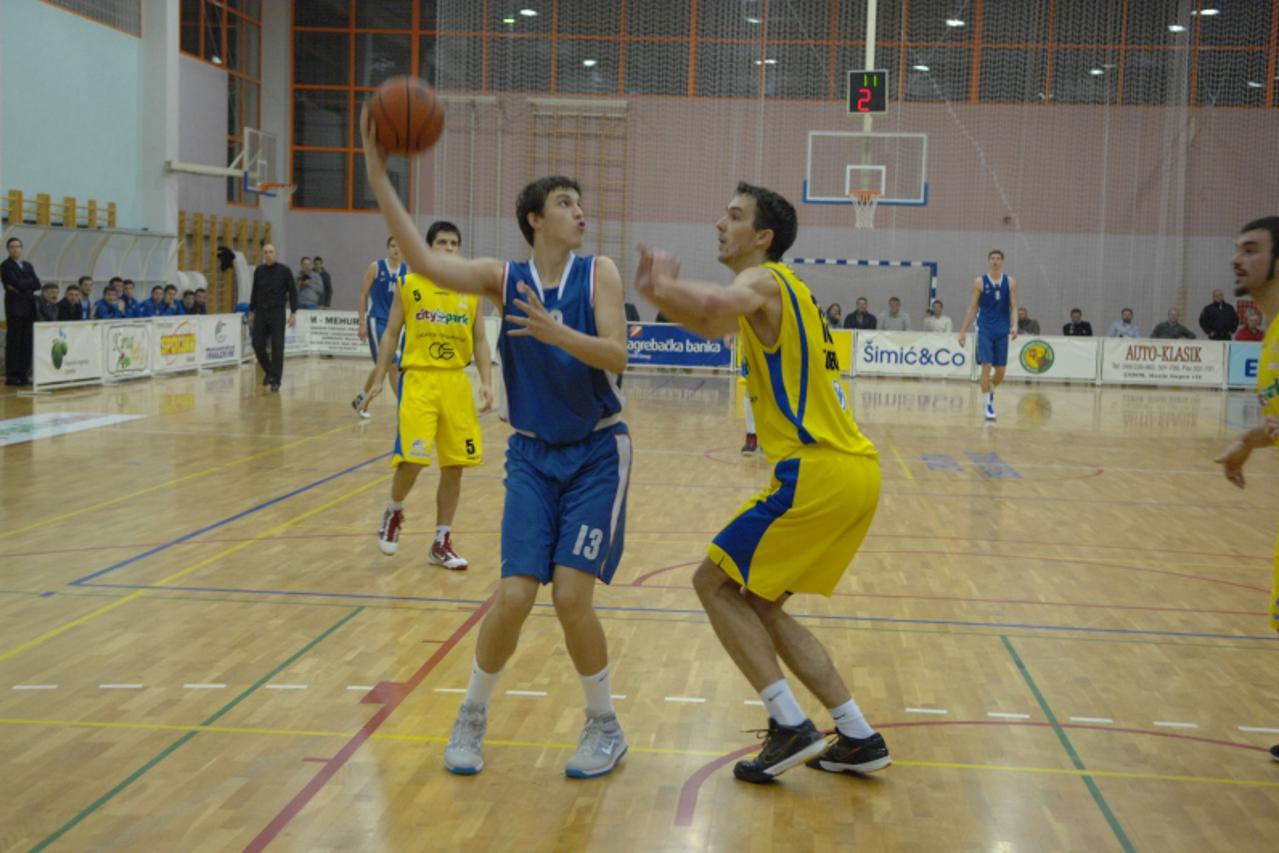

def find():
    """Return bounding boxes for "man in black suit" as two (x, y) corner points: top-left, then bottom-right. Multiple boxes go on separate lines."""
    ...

(2, 237), (42, 385)
(57, 285), (85, 321)
(842, 296), (877, 330)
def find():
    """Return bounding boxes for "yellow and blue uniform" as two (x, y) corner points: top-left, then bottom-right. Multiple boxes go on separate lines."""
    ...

(708, 262), (880, 601)
(392, 272), (483, 470)
(1255, 317), (1279, 632)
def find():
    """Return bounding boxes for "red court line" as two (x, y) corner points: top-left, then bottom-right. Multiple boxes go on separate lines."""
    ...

(673, 719), (1270, 827)
(243, 597), (494, 852)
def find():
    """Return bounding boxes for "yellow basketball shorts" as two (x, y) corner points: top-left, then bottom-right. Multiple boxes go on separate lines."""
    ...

(1271, 531), (1279, 633)
(392, 368), (482, 469)
(708, 449), (881, 602)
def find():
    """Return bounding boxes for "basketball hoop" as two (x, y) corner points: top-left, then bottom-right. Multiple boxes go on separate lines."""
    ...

(257, 182), (297, 198)
(849, 188), (880, 230)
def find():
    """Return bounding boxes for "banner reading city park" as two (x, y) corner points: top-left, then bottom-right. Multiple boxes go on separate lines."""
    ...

(853, 331), (973, 379)
(625, 323), (733, 369)
(31, 320), (104, 388)
(1101, 339), (1227, 387)
(1002, 336), (1100, 382)
(152, 316), (200, 373)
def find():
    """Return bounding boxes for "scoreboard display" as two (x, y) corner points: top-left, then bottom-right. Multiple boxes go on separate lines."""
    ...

(847, 69), (889, 115)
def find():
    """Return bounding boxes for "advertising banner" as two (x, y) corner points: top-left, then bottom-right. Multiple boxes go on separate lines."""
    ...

(153, 316), (200, 373)
(1101, 339), (1226, 387)
(102, 321), (152, 379)
(32, 321), (104, 387)
(307, 311), (366, 356)
(284, 311), (310, 356)
(853, 331), (973, 379)
(200, 315), (242, 366)
(1002, 336), (1099, 382)
(625, 323), (732, 369)
(1228, 341), (1262, 389)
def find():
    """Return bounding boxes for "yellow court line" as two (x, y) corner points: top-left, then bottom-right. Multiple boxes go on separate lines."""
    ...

(2, 717), (1278, 788)
(1, 423), (352, 540)
(0, 474), (392, 664)
(889, 444), (915, 481)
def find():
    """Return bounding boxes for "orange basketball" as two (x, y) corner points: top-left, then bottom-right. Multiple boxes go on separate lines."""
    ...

(369, 76), (444, 156)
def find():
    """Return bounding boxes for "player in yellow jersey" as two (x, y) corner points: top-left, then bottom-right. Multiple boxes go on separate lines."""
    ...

(363, 221), (494, 569)
(1213, 216), (1279, 764)
(634, 182), (889, 783)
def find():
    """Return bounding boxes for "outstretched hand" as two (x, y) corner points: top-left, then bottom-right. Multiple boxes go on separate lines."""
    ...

(633, 243), (681, 304)
(505, 283), (564, 345)
(1215, 439), (1251, 489)
(360, 384), (382, 413)
(360, 104), (387, 183)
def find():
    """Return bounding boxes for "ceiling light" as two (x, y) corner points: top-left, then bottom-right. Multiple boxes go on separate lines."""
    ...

(519, 8), (538, 16)
(1102, 63), (1117, 68)
(211, 55), (222, 65)
(501, 16), (515, 24)
(945, 19), (965, 27)
(753, 58), (778, 66)
(912, 64), (930, 72)
(1246, 81), (1263, 88)
(1168, 24), (1187, 32)
(745, 16), (761, 24)
(582, 59), (597, 67)
(1199, 8), (1219, 15)
(1089, 68), (1104, 76)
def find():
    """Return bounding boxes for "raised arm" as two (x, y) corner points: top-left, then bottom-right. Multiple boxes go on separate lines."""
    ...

(361, 107), (503, 303)
(957, 278), (982, 345)
(505, 256), (629, 374)
(633, 244), (777, 342)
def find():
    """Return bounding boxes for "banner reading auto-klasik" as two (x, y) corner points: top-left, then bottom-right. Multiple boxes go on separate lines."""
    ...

(625, 323), (732, 369)
(853, 331), (973, 379)
(1101, 339), (1226, 387)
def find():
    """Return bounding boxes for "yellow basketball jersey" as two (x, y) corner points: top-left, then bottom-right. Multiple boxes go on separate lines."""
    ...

(737, 262), (878, 461)
(1256, 316), (1279, 426)
(399, 272), (479, 370)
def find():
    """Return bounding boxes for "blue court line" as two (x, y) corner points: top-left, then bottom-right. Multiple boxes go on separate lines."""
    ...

(76, 581), (1279, 642)
(66, 452), (392, 587)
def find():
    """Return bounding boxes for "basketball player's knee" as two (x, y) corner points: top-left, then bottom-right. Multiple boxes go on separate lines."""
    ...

(551, 575), (593, 618)
(692, 559), (730, 601)
(494, 580), (537, 620)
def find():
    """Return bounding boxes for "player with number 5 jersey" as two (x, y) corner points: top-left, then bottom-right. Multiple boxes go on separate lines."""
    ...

(360, 105), (632, 781)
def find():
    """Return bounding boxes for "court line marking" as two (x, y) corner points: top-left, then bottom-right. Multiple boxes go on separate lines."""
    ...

(665, 696), (707, 703)
(0, 424), (351, 540)
(888, 444), (915, 480)
(66, 451), (393, 587)
(744, 700), (764, 706)
(98, 684), (143, 690)
(70, 581), (1279, 643)
(12, 684), (57, 691)
(265, 684), (308, 690)
(905, 707), (948, 715)
(346, 685), (374, 692)
(1239, 726), (1279, 734)
(0, 472), (391, 665)
(433, 687), (465, 694)
(4, 715), (1275, 788)
(505, 690), (547, 697)
(987, 712), (1031, 720)
(29, 607), (363, 853)
(611, 694), (627, 700)
(1070, 717), (1114, 724)
(1002, 635), (1134, 853)
(1153, 721), (1200, 730)
(243, 598), (495, 853)
(183, 684), (226, 690)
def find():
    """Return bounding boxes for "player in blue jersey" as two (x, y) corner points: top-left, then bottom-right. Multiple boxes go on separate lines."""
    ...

(958, 249), (1019, 421)
(352, 236), (409, 417)
(361, 108), (631, 779)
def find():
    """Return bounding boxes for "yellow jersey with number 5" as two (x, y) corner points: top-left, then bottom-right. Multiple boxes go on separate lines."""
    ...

(737, 262), (878, 462)
(399, 272), (480, 370)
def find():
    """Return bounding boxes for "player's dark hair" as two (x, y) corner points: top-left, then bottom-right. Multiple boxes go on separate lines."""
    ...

(109, 276), (123, 286)
(151, 285), (163, 295)
(78, 276), (92, 286)
(427, 220), (462, 247)
(988, 249), (1004, 260)
(1071, 307), (1082, 315)
(516, 176), (582, 247)
(6, 237), (21, 248)
(735, 181), (796, 262)
(1122, 307), (1133, 314)
(1242, 216), (1279, 280)
(889, 296), (900, 304)
(66, 285), (80, 294)
(934, 300), (943, 307)
(164, 284), (178, 292)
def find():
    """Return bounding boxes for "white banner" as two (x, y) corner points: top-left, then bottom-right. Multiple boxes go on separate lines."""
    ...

(284, 311), (310, 356)
(102, 320), (152, 379)
(1101, 339), (1226, 387)
(1002, 336), (1100, 382)
(853, 331), (973, 379)
(199, 314), (242, 366)
(307, 310), (365, 356)
(32, 321), (104, 387)
(152, 316), (200, 373)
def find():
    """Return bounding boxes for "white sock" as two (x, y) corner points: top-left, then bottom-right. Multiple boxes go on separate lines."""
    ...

(388, 499), (404, 511)
(435, 524), (451, 543)
(579, 665), (615, 717)
(759, 678), (807, 727)
(829, 698), (875, 739)
(463, 658), (500, 709)
(984, 392), (993, 406)
(743, 397), (756, 434)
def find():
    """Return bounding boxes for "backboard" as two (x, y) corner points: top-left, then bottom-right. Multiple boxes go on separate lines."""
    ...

(242, 127), (279, 197)
(803, 131), (928, 207)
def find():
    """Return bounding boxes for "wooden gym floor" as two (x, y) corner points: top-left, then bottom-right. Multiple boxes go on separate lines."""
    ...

(1, 359), (1277, 851)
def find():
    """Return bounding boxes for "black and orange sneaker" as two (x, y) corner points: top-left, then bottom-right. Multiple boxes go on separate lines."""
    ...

(806, 731), (892, 774)
(740, 433), (759, 456)
(733, 718), (827, 784)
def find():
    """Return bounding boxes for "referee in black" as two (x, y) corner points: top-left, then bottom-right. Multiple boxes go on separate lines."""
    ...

(249, 243), (297, 392)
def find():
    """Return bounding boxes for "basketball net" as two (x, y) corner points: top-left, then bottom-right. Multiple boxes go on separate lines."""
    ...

(849, 189), (880, 230)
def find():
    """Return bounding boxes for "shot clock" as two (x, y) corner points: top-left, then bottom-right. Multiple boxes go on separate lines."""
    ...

(847, 69), (889, 115)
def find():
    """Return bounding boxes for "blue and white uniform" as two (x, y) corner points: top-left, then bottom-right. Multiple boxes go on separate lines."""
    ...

(976, 273), (1011, 367)
(498, 253), (630, 585)
(367, 258), (407, 360)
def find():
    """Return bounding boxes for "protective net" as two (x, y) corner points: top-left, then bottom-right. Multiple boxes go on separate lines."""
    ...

(407, 1), (1277, 328)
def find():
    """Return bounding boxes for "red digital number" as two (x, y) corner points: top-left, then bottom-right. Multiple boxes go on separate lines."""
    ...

(857, 87), (872, 111)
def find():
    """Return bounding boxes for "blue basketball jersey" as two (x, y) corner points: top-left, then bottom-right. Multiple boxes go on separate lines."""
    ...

(498, 254), (625, 445)
(977, 273), (1011, 336)
(368, 258), (406, 320)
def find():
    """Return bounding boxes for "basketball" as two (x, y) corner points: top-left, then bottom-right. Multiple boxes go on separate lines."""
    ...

(368, 75), (444, 156)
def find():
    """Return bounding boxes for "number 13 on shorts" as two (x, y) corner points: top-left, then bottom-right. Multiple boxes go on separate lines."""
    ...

(572, 524), (603, 560)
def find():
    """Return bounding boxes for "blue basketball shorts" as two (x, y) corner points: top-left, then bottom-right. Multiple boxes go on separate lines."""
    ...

(366, 315), (405, 364)
(500, 424), (632, 585)
(976, 331), (1009, 367)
